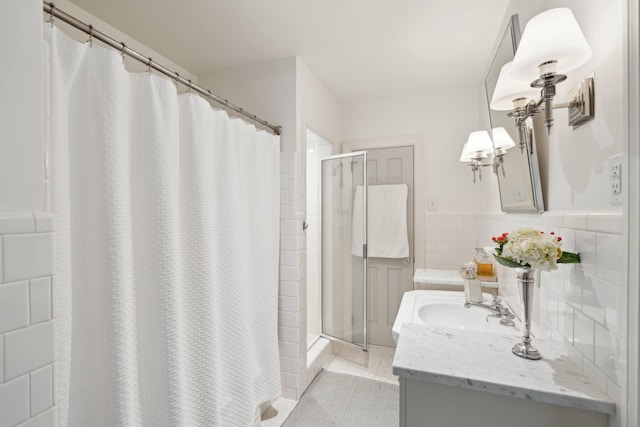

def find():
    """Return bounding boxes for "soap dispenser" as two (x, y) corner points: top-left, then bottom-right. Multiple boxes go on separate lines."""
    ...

(474, 248), (494, 277)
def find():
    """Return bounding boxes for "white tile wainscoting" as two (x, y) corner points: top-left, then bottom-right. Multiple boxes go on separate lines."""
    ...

(0, 211), (56, 427)
(424, 211), (625, 424)
(278, 151), (308, 400)
(424, 213), (479, 271)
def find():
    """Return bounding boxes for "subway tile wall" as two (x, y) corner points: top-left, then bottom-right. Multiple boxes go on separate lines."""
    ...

(0, 211), (56, 427)
(279, 152), (308, 400)
(424, 213), (480, 270)
(477, 211), (626, 413)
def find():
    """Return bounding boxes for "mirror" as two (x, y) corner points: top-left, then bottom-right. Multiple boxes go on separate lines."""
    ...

(485, 15), (544, 213)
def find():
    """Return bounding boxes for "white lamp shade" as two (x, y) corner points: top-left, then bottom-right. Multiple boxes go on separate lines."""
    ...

(492, 127), (516, 151)
(460, 130), (493, 162)
(511, 8), (592, 81)
(460, 143), (488, 162)
(490, 62), (540, 110)
(459, 143), (473, 162)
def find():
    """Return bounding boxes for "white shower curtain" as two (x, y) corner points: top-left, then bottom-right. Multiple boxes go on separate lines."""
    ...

(46, 25), (281, 426)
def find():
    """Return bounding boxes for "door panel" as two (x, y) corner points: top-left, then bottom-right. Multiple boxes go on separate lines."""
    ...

(320, 152), (368, 350)
(367, 146), (414, 347)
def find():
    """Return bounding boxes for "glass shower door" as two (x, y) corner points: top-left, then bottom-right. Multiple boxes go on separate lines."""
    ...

(320, 152), (367, 350)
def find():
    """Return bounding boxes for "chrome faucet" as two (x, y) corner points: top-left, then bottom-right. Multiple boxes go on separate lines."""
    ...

(464, 295), (515, 326)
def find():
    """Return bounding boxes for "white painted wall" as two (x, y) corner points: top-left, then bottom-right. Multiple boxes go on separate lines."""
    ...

(480, 0), (627, 213)
(0, 0), (45, 211)
(625, 1), (640, 425)
(296, 58), (342, 149)
(342, 85), (486, 213)
(477, 2), (630, 426)
(199, 59), (297, 153)
(0, 4), (55, 424)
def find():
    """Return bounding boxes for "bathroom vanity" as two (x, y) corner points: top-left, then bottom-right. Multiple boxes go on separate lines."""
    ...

(393, 320), (615, 427)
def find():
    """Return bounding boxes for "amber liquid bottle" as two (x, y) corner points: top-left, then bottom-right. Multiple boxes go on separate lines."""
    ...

(474, 248), (494, 277)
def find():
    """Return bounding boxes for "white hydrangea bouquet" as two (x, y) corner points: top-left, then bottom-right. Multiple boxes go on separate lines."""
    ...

(492, 227), (580, 272)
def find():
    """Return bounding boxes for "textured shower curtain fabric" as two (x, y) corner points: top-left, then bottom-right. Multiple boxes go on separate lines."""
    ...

(46, 26), (281, 426)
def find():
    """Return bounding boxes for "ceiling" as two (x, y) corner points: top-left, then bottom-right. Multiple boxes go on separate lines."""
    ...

(68, 0), (512, 104)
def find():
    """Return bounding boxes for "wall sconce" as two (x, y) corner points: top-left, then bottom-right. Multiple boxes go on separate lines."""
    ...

(490, 8), (594, 146)
(490, 61), (540, 153)
(460, 130), (493, 183)
(460, 128), (516, 183)
(491, 127), (516, 177)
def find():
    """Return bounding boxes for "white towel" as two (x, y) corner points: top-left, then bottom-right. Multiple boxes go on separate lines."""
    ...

(351, 184), (409, 258)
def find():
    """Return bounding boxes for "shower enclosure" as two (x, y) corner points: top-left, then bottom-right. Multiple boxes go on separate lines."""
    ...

(320, 152), (368, 350)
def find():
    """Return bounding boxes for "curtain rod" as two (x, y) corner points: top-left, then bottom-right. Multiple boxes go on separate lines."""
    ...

(43, 2), (282, 136)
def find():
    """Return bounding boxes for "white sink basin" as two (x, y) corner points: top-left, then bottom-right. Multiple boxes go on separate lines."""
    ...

(392, 290), (521, 343)
(417, 303), (490, 329)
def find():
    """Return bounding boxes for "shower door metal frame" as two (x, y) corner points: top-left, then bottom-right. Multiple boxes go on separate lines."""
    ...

(319, 151), (368, 351)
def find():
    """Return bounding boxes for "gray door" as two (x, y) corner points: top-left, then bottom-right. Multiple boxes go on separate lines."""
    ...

(366, 146), (414, 347)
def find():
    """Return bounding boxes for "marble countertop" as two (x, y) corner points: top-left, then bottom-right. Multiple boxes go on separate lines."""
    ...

(392, 323), (615, 415)
(413, 268), (497, 288)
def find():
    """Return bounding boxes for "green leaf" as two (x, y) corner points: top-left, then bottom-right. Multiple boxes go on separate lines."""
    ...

(493, 254), (525, 269)
(558, 251), (581, 264)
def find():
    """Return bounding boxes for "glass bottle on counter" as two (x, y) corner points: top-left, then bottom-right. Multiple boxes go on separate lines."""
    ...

(474, 248), (494, 277)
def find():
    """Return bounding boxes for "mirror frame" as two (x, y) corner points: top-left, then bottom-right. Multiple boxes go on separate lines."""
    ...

(485, 14), (545, 213)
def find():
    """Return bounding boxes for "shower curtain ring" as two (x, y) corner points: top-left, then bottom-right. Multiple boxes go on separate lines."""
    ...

(147, 57), (153, 73)
(120, 42), (126, 62)
(87, 25), (94, 46)
(174, 72), (180, 87)
(187, 79), (192, 94)
(48, 3), (56, 26)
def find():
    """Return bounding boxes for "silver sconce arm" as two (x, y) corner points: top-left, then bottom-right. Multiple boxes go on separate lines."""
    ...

(507, 72), (594, 152)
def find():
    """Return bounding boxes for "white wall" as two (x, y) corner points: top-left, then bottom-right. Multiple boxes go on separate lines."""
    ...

(0, 213), (56, 426)
(626, 1), (640, 424)
(482, 0), (627, 213)
(480, 211), (625, 427)
(296, 58), (342, 149)
(199, 59), (297, 153)
(52, 0), (199, 80)
(455, 1), (630, 423)
(342, 85), (486, 214)
(0, 0), (44, 211)
(0, 3), (55, 425)
(478, 2), (630, 425)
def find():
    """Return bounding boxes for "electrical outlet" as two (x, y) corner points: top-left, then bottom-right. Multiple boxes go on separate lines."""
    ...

(610, 160), (621, 178)
(611, 178), (621, 195)
(609, 154), (623, 205)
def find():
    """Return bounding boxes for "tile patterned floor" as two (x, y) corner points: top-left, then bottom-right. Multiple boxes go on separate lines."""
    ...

(261, 343), (397, 426)
(325, 343), (398, 384)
